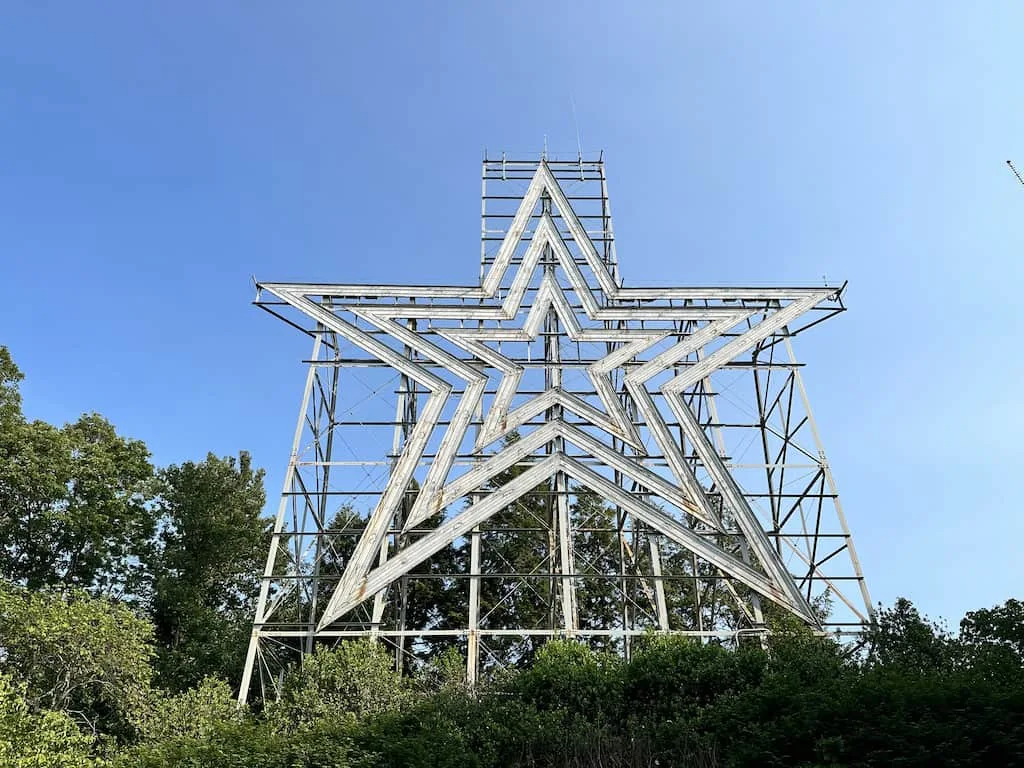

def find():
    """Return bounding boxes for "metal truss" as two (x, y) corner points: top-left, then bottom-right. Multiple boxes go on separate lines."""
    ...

(239, 154), (872, 702)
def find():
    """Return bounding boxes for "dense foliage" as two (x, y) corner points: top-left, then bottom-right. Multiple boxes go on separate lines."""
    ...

(117, 615), (1024, 768)
(0, 346), (268, 755)
(147, 451), (266, 691)
(2, 344), (1022, 766)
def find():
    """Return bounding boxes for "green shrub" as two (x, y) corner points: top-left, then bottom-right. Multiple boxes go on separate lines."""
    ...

(268, 641), (412, 733)
(0, 673), (102, 768)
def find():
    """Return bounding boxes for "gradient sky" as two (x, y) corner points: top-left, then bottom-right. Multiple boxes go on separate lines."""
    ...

(2, 2), (1021, 627)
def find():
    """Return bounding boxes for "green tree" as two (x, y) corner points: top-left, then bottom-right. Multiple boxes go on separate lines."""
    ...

(147, 452), (267, 691)
(625, 634), (767, 726)
(0, 348), (155, 596)
(570, 486), (626, 640)
(119, 719), (364, 768)
(387, 503), (468, 672)
(958, 598), (1024, 681)
(0, 673), (100, 768)
(0, 581), (154, 741)
(503, 639), (622, 724)
(0, 346), (24, 425)
(866, 597), (955, 674)
(59, 415), (157, 597)
(960, 598), (1024, 660)
(136, 678), (244, 744)
(269, 640), (412, 732)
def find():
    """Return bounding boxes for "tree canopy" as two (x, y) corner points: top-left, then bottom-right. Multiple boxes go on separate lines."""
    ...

(147, 452), (267, 691)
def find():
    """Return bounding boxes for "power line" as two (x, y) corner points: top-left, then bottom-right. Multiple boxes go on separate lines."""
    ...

(1008, 160), (1024, 186)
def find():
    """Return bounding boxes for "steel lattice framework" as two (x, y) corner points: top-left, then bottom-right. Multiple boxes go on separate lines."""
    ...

(240, 156), (872, 703)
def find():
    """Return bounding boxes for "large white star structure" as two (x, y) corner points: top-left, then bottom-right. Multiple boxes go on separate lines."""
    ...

(257, 161), (839, 630)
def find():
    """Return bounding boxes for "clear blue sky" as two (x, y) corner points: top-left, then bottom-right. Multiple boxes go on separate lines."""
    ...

(2, 2), (1021, 626)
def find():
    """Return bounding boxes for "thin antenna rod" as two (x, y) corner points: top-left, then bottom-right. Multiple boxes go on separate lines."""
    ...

(1009, 160), (1024, 186)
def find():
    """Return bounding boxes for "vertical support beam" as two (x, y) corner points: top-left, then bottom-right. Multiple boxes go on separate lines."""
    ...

(598, 158), (619, 289)
(609, 293), (636, 651)
(466, 274), (486, 684)
(239, 335), (323, 705)
(737, 539), (766, 627)
(647, 534), (669, 630)
(480, 157), (488, 283)
(307, 320), (339, 655)
(692, 553), (704, 633)
(610, 432), (631, 654)
(467, 526), (482, 683)
(541, 192), (576, 635)
(305, 377), (332, 653)
(369, 538), (389, 638)
(466, 367), (483, 683)
(555, 466), (576, 634)
(617, 506), (631, 656)
(393, 316), (418, 672)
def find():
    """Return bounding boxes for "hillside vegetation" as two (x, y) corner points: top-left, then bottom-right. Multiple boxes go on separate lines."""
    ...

(2, 346), (1021, 767)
